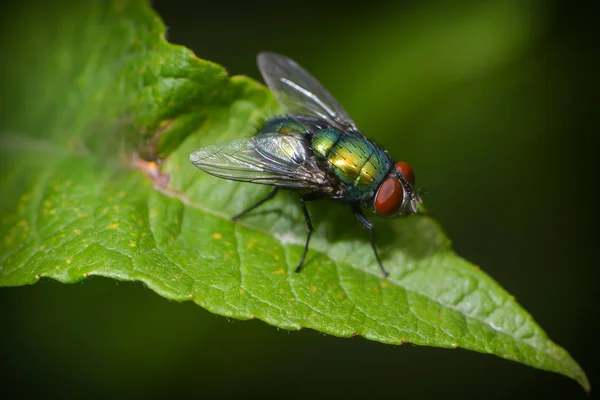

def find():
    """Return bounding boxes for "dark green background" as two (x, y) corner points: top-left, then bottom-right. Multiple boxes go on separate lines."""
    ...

(1, 1), (597, 398)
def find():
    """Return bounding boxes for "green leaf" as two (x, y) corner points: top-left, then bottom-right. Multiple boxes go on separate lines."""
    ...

(0, 0), (589, 392)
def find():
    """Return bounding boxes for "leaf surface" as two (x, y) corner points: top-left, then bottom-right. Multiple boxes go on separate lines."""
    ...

(0, 0), (588, 391)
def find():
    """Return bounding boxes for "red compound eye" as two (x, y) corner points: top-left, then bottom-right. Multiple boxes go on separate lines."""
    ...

(374, 178), (404, 217)
(395, 162), (415, 185)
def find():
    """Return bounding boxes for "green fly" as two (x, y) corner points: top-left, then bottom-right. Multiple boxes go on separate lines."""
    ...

(190, 52), (422, 276)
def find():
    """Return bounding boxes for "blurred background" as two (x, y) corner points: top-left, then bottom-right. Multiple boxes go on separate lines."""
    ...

(1, 0), (597, 398)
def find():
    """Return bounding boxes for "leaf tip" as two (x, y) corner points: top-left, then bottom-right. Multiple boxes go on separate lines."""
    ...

(577, 371), (591, 394)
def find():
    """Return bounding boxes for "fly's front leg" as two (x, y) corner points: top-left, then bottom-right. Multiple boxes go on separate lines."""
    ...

(352, 205), (389, 277)
(232, 188), (279, 221)
(295, 192), (322, 273)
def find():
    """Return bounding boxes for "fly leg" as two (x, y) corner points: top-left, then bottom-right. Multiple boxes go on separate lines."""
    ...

(295, 192), (322, 274)
(232, 188), (279, 221)
(352, 205), (389, 277)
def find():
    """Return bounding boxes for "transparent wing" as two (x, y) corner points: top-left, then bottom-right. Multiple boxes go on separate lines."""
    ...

(189, 132), (331, 191)
(258, 51), (358, 131)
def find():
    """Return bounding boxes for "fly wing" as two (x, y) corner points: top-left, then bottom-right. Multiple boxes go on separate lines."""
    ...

(258, 51), (359, 132)
(189, 132), (331, 191)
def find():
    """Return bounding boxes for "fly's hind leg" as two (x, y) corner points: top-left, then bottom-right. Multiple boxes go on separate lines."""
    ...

(295, 192), (322, 274)
(232, 188), (279, 221)
(352, 204), (389, 277)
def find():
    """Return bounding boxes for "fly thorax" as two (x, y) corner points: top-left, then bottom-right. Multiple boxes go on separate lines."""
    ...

(312, 129), (391, 200)
(311, 128), (340, 159)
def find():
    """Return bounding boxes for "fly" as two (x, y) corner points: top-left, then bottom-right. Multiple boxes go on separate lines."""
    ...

(190, 52), (423, 277)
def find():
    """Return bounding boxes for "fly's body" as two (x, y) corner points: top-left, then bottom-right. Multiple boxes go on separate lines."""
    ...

(190, 52), (422, 276)
(260, 115), (392, 203)
(311, 127), (392, 202)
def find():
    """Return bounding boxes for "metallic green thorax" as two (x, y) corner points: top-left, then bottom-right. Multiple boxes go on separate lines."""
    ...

(312, 128), (391, 201)
(261, 116), (392, 202)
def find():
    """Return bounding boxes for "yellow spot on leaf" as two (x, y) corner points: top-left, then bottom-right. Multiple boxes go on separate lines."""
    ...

(246, 238), (258, 250)
(212, 233), (222, 240)
(381, 281), (390, 287)
(309, 286), (317, 293)
(337, 293), (345, 300)
(129, 242), (137, 247)
(272, 268), (285, 275)
(373, 287), (380, 294)
(35, 274), (40, 279)
(107, 223), (119, 229)
(73, 228), (81, 234)
(289, 297), (296, 302)
(239, 288), (245, 294)
(66, 259), (72, 264)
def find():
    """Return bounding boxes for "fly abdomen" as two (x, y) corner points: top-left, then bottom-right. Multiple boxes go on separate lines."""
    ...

(260, 117), (307, 135)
